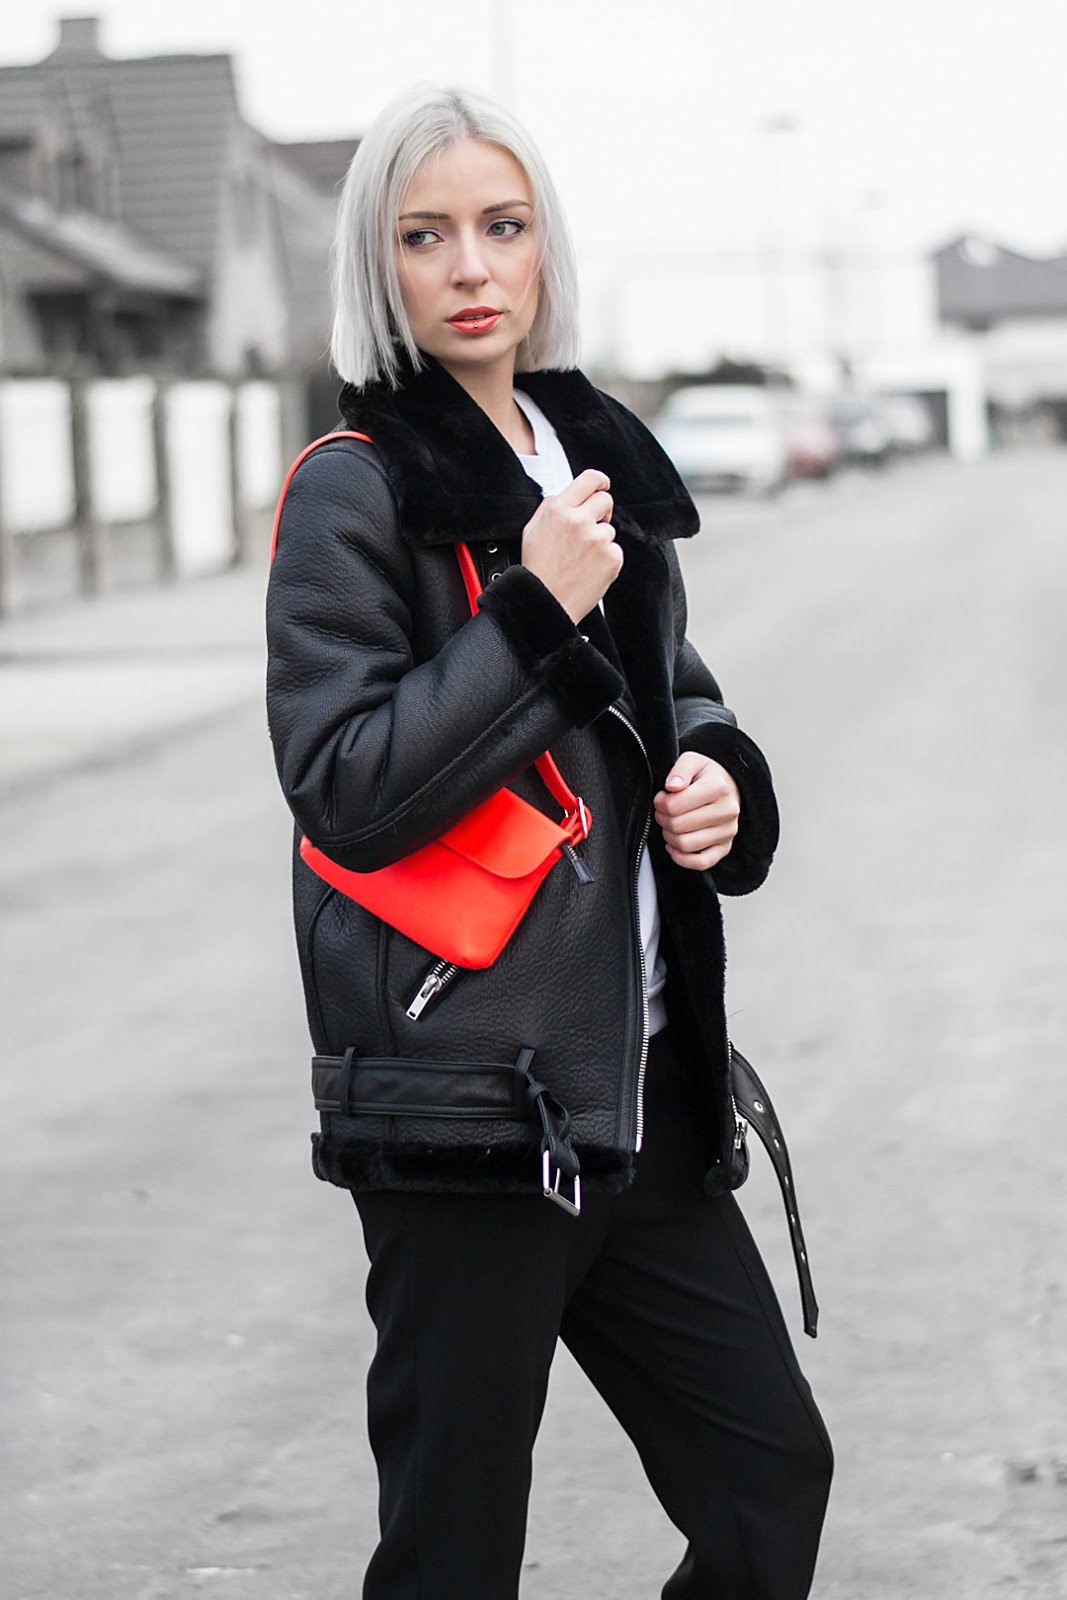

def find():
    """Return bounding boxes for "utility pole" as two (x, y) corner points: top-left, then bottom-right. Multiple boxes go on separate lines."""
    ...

(856, 189), (887, 363)
(818, 216), (852, 382)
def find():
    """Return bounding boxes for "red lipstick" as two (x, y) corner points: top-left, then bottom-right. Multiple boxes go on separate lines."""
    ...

(446, 306), (503, 335)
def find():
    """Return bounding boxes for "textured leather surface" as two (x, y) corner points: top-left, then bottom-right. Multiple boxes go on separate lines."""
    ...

(265, 367), (783, 1199)
(268, 438), (650, 1176)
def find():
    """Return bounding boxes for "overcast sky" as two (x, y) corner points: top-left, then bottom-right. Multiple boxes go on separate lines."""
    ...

(6, 2), (1067, 373)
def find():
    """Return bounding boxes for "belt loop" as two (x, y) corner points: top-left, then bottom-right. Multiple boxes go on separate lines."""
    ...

(338, 1046), (357, 1117)
(512, 1046), (536, 1115)
(513, 1046), (582, 1216)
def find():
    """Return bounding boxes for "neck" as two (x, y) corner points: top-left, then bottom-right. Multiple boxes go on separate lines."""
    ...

(439, 355), (530, 452)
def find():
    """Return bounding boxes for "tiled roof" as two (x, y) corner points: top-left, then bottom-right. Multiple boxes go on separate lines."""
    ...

(934, 235), (1067, 324)
(270, 138), (360, 196)
(0, 52), (239, 275)
(0, 212), (88, 292)
(0, 180), (201, 297)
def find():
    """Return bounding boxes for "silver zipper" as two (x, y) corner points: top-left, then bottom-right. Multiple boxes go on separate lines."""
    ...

(728, 1044), (748, 1150)
(607, 704), (653, 1153)
(406, 958), (461, 1020)
(731, 1089), (748, 1150)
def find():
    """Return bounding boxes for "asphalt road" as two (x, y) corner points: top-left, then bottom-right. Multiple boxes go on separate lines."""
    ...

(3, 450), (1066, 1599)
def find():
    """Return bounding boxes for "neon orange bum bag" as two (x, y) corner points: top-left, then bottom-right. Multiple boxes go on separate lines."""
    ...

(271, 431), (593, 972)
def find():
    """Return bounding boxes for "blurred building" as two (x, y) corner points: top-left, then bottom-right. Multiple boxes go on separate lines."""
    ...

(933, 234), (1067, 438)
(0, 16), (354, 378)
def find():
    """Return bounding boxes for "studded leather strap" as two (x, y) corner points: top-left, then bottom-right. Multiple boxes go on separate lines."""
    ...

(730, 1045), (820, 1338)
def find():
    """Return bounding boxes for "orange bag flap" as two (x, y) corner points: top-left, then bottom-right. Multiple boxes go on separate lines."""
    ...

(438, 787), (567, 878)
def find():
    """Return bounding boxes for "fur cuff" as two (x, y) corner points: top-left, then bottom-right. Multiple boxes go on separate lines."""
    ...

(311, 1132), (635, 1196)
(679, 720), (780, 895)
(477, 565), (625, 726)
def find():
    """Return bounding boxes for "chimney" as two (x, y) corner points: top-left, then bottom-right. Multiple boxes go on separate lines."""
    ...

(50, 17), (104, 59)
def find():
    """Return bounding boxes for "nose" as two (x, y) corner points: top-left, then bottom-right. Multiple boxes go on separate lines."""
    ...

(450, 227), (491, 289)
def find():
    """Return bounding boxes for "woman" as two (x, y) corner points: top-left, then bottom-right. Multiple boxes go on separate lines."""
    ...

(266, 84), (832, 1600)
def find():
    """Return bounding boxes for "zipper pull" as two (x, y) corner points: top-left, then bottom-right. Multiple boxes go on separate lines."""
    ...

(405, 960), (460, 1020)
(730, 1074), (748, 1151)
(560, 841), (594, 884)
(406, 970), (444, 1019)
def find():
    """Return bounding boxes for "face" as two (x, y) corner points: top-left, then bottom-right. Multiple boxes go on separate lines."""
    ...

(394, 138), (541, 383)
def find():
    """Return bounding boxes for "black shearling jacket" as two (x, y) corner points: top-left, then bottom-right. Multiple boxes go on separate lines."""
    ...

(265, 352), (780, 1203)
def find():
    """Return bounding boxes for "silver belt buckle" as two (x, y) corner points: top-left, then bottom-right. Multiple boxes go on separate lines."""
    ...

(541, 1149), (581, 1217)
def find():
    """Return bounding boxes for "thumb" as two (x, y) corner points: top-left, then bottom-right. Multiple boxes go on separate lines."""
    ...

(664, 750), (707, 790)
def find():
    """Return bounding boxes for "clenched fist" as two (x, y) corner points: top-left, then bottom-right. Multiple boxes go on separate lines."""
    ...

(654, 751), (741, 871)
(521, 468), (623, 624)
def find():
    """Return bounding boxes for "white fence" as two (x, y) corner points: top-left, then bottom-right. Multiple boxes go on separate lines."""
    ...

(0, 375), (297, 611)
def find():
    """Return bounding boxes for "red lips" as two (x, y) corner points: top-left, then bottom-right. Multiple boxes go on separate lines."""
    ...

(446, 307), (504, 335)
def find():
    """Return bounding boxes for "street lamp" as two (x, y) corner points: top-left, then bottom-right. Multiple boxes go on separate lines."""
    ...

(757, 114), (799, 370)
(491, 0), (516, 108)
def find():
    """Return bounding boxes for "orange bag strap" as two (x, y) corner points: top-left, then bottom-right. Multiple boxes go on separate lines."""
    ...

(271, 431), (589, 837)
(452, 543), (584, 823)
(269, 429), (374, 562)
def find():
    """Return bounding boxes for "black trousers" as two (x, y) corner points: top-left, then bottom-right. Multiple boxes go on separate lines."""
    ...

(353, 1029), (833, 1599)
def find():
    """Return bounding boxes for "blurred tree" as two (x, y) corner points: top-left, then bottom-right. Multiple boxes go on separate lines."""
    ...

(660, 357), (795, 397)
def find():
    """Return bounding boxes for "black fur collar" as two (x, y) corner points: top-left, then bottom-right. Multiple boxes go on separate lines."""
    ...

(337, 351), (699, 548)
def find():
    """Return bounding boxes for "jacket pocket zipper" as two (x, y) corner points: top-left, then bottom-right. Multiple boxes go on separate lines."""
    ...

(560, 839), (594, 884)
(406, 958), (463, 1020)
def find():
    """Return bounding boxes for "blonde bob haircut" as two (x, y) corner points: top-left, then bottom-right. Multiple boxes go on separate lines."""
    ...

(330, 84), (581, 389)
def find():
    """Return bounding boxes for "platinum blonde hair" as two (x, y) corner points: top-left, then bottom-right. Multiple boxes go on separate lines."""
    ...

(330, 84), (581, 388)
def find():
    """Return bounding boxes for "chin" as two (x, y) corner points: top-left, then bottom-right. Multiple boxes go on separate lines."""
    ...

(436, 343), (521, 375)
(426, 322), (533, 369)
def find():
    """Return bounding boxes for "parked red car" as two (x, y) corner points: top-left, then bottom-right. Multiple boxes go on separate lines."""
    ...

(780, 395), (840, 480)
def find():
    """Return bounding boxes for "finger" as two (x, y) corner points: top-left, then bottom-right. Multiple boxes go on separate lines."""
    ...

(660, 821), (736, 854)
(583, 489), (614, 526)
(656, 766), (738, 814)
(661, 750), (709, 794)
(554, 468), (611, 507)
(665, 839), (732, 871)
(571, 490), (614, 528)
(659, 812), (735, 851)
(657, 806), (739, 841)
(655, 786), (740, 825)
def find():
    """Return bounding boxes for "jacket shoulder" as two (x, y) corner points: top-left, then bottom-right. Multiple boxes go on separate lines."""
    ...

(285, 433), (393, 507)
(277, 434), (401, 549)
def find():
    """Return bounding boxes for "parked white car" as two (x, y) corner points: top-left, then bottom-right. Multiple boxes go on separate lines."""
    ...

(828, 394), (894, 467)
(653, 385), (789, 496)
(880, 394), (936, 454)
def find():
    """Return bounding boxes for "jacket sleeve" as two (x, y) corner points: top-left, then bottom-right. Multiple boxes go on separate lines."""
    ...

(265, 441), (624, 870)
(663, 539), (780, 895)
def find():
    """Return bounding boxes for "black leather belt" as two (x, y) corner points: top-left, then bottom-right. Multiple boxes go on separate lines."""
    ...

(311, 1045), (581, 1215)
(311, 1044), (818, 1333)
(730, 1046), (820, 1338)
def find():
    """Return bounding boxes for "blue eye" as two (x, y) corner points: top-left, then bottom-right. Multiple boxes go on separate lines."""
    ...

(401, 228), (440, 248)
(488, 218), (526, 238)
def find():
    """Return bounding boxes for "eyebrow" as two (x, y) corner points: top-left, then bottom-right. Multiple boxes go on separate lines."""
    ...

(398, 199), (533, 221)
